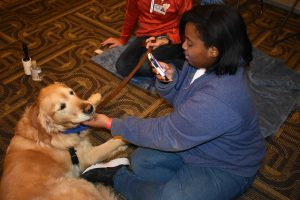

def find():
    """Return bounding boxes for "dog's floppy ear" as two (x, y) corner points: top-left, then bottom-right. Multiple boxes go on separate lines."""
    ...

(35, 108), (54, 144)
(37, 109), (54, 134)
(15, 100), (52, 143)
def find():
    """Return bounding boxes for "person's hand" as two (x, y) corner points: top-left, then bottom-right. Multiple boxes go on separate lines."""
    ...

(101, 37), (123, 48)
(152, 62), (174, 83)
(145, 36), (169, 50)
(82, 113), (111, 129)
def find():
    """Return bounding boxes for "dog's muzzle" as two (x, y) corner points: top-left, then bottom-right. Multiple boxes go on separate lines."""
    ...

(83, 103), (94, 115)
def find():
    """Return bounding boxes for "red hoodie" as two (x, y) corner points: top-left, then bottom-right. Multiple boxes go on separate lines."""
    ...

(119, 0), (192, 44)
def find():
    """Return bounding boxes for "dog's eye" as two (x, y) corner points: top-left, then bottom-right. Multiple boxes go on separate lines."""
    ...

(70, 91), (74, 95)
(59, 103), (66, 110)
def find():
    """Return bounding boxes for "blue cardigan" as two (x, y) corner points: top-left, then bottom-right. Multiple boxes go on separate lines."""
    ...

(112, 62), (265, 177)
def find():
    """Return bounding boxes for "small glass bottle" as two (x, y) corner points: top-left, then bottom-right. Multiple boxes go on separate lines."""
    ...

(31, 60), (42, 81)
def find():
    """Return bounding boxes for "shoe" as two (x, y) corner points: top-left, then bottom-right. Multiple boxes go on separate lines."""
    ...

(80, 158), (130, 186)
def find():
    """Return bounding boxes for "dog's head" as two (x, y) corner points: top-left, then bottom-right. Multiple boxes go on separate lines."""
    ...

(34, 82), (98, 133)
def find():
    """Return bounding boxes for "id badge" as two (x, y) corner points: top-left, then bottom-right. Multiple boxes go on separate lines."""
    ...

(150, 0), (170, 15)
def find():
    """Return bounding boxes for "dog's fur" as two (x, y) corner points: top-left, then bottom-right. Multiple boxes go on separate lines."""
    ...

(0, 83), (127, 200)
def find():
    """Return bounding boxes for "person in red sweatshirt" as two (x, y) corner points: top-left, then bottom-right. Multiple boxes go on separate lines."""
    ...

(101, 0), (192, 77)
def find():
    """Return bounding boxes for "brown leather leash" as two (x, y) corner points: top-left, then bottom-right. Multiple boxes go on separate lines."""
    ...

(98, 46), (153, 109)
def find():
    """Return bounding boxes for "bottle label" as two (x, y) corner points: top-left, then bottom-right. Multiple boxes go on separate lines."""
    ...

(22, 58), (32, 75)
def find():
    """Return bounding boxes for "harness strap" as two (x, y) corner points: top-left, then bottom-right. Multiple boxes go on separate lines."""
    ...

(63, 125), (88, 134)
(68, 147), (79, 166)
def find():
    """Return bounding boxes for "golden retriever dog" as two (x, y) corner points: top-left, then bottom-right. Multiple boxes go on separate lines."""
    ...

(0, 83), (127, 200)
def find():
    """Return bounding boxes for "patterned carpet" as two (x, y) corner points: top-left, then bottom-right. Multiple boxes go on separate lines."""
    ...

(0, 0), (299, 199)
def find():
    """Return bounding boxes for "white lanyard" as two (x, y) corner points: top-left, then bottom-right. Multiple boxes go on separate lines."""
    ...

(150, 0), (154, 13)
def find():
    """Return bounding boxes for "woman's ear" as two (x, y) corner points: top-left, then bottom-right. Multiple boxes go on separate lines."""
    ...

(208, 46), (219, 58)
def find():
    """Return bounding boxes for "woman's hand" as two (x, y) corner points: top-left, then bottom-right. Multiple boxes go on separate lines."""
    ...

(152, 62), (174, 83)
(145, 36), (169, 50)
(101, 37), (123, 48)
(82, 113), (111, 129)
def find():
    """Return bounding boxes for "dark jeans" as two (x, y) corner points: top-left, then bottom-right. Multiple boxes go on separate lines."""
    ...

(116, 37), (185, 77)
(114, 148), (256, 200)
(200, 0), (224, 5)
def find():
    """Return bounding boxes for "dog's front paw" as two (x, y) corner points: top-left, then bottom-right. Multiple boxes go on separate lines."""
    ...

(88, 93), (102, 106)
(117, 145), (128, 152)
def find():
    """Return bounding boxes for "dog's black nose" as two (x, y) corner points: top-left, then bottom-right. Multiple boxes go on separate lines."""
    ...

(83, 104), (94, 114)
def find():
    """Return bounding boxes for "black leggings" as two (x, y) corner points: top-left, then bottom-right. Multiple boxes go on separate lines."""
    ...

(116, 37), (184, 77)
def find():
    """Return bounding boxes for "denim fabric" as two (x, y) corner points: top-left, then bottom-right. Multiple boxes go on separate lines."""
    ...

(116, 37), (184, 77)
(114, 148), (256, 200)
(200, 0), (224, 5)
